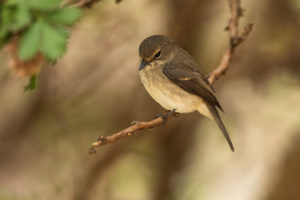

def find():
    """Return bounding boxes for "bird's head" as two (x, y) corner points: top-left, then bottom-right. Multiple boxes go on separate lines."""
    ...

(138, 35), (176, 71)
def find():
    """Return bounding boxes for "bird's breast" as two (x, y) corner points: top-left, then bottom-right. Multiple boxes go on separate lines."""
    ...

(139, 67), (204, 114)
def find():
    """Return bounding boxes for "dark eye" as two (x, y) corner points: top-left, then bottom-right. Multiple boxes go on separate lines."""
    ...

(154, 51), (161, 59)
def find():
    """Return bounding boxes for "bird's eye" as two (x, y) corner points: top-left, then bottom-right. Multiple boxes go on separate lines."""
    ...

(154, 51), (161, 59)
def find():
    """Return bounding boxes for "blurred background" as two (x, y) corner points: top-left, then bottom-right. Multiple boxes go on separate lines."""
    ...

(1, 0), (300, 199)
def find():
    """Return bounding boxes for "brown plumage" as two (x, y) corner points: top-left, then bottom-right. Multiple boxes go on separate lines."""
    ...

(138, 35), (234, 152)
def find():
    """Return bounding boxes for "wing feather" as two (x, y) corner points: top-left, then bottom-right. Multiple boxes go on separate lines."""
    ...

(163, 63), (223, 111)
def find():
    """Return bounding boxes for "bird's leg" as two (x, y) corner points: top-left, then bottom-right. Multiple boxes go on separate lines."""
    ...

(155, 109), (177, 126)
(171, 109), (180, 117)
(166, 109), (177, 117)
(155, 109), (176, 119)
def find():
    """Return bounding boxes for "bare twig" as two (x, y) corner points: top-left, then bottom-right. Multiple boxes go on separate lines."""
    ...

(89, 0), (253, 154)
(89, 112), (177, 154)
(208, 0), (253, 84)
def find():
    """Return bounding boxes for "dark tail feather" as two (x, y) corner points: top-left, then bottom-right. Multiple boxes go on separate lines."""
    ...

(208, 105), (235, 152)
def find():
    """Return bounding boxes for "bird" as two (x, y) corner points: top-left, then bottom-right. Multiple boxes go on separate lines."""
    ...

(138, 35), (234, 152)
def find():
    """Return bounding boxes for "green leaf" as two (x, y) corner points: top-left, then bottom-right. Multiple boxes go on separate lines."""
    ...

(0, 6), (15, 38)
(4, 0), (19, 6)
(40, 21), (68, 61)
(24, 75), (37, 91)
(0, 0), (31, 35)
(56, 25), (71, 38)
(46, 7), (82, 25)
(18, 21), (41, 60)
(14, 1), (31, 29)
(28, 0), (62, 10)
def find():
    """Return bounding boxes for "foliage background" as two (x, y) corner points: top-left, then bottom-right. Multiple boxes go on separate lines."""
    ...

(0, 0), (300, 199)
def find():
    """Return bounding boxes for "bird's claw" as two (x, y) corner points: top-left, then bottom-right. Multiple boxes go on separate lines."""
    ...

(155, 113), (168, 120)
(154, 109), (177, 126)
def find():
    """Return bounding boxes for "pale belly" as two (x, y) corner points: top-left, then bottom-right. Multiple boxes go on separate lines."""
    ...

(139, 68), (211, 118)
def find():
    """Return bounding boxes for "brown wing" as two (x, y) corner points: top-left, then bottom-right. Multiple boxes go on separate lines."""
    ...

(163, 62), (235, 151)
(163, 62), (223, 111)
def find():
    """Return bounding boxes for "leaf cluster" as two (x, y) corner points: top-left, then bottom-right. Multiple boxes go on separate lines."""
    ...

(0, 0), (82, 61)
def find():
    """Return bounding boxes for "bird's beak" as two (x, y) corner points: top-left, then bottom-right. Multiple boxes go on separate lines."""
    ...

(139, 60), (148, 71)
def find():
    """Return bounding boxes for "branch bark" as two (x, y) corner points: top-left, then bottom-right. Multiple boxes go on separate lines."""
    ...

(89, 0), (253, 154)
(89, 112), (177, 154)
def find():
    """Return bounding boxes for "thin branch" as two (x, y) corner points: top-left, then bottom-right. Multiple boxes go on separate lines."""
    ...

(89, 112), (177, 154)
(89, 0), (253, 154)
(208, 0), (253, 84)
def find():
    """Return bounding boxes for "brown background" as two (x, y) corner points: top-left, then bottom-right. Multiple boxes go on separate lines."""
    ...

(0, 0), (300, 199)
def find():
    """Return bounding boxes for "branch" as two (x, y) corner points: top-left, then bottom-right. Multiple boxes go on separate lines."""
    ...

(208, 0), (253, 84)
(89, 0), (253, 154)
(89, 112), (177, 154)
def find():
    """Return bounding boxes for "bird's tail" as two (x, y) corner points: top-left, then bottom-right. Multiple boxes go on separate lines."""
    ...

(207, 105), (235, 152)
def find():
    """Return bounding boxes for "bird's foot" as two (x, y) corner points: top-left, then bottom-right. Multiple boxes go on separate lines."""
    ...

(155, 109), (176, 119)
(155, 109), (177, 126)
